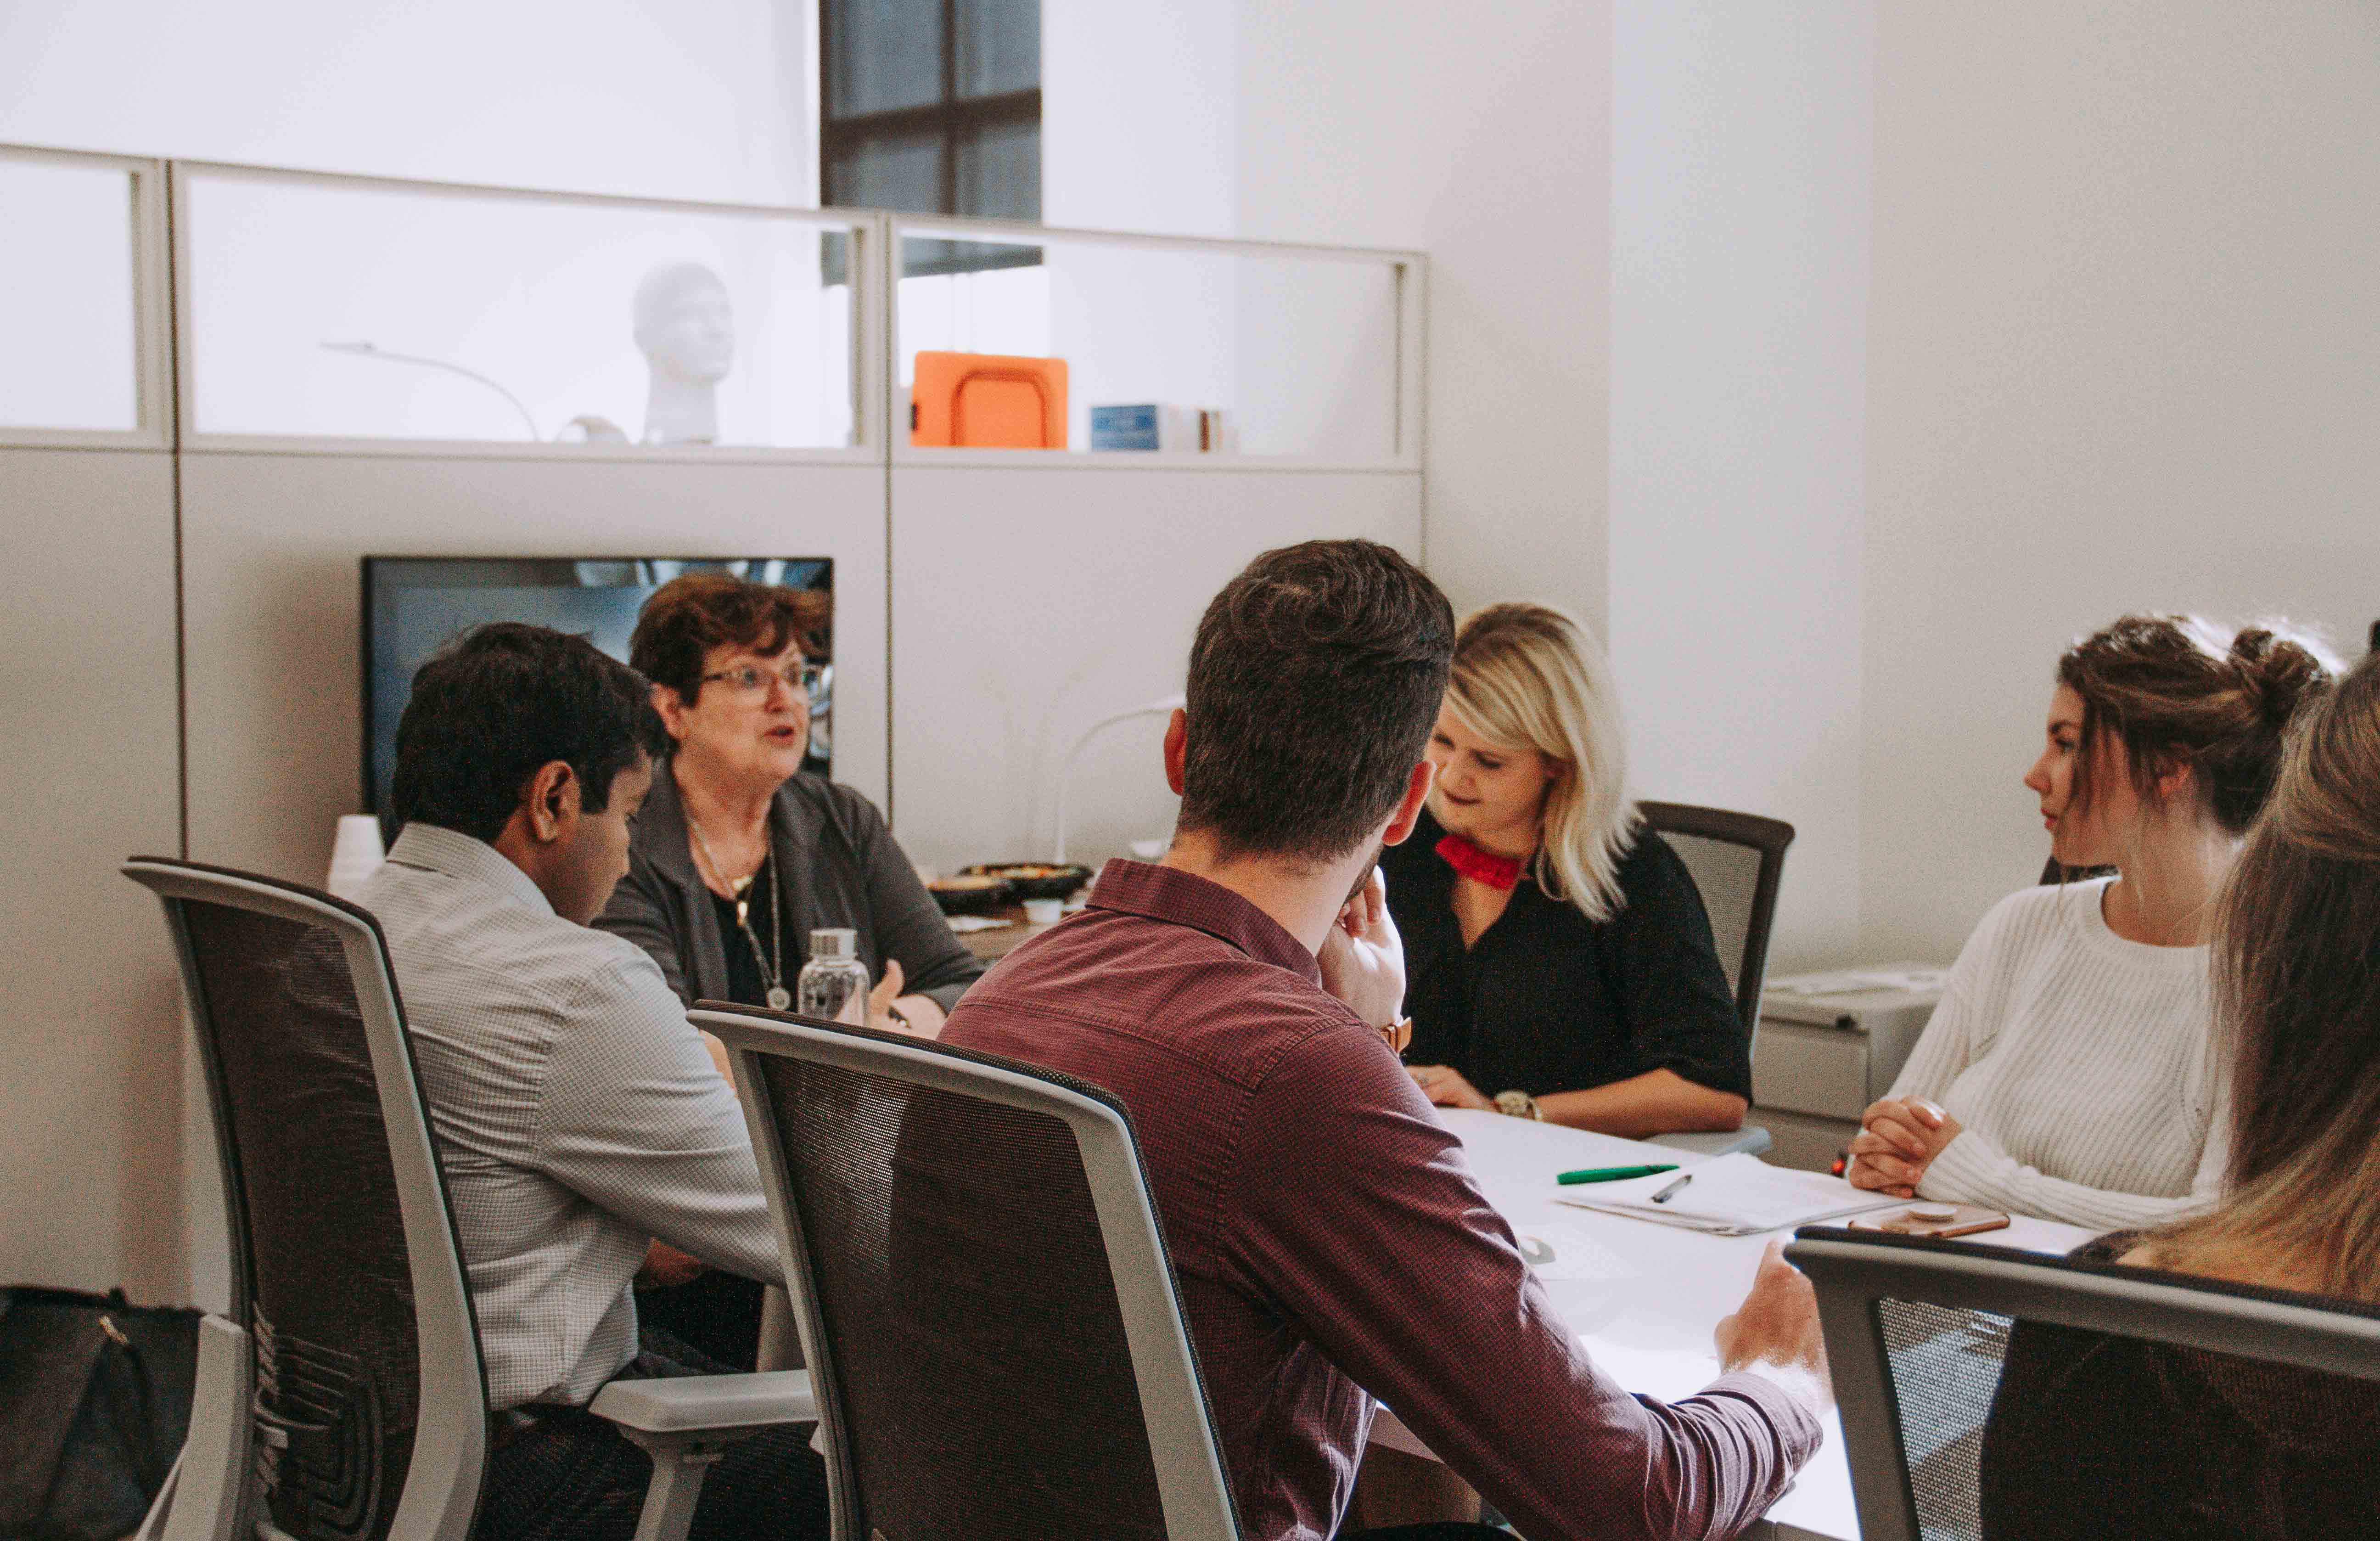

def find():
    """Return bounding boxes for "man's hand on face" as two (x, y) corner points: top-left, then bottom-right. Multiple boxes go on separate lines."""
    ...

(1318, 866), (1406, 1030)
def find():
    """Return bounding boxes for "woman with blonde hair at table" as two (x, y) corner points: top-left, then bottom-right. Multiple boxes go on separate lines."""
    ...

(1978, 648), (2380, 1540)
(1849, 614), (2335, 1229)
(1385, 602), (1750, 1137)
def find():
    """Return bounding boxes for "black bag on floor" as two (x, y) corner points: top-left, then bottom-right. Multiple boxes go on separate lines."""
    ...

(0, 1287), (202, 1541)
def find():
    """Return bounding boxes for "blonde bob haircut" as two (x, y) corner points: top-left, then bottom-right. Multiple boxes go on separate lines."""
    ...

(1442, 602), (1639, 923)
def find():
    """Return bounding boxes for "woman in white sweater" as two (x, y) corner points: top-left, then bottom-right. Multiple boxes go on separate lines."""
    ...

(1848, 614), (2335, 1229)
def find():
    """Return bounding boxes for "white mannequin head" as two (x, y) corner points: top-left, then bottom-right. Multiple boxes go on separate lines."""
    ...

(633, 262), (735, 384)
(633, 262), (734, 445)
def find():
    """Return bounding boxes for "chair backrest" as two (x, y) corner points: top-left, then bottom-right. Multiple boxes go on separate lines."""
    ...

(123, 858), (485, 1541)
(696, 1005), (1239, 1541)
(1787, 1227), (2380, 1541)
(1635, 801), (1794, 1040)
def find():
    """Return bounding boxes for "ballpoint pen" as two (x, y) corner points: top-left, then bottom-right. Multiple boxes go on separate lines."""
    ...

(1648, 1173), (1695, 1205)
(1556, 1163), (1679, 1186)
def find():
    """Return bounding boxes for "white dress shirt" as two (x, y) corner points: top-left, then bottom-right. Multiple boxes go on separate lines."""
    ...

(359, 823), (782, 1410)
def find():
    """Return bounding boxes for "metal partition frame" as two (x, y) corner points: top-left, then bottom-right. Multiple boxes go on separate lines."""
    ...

(168, 160), (887, 466)
(6, 144), (1427, 472)
(0, 143), (174, 450)
(887, 211), (1426, 473)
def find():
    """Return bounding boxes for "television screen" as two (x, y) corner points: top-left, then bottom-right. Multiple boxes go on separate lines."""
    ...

(362, 556), (833, 821)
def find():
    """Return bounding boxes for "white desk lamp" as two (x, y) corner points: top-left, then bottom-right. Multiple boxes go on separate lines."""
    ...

(322, 340), (543, 441)
(1051, 693), (1184, 866)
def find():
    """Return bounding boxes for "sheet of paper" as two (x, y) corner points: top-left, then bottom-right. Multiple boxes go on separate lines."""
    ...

(1768, 967), (1948, 997)
(1553, 1153), (1902, 1236)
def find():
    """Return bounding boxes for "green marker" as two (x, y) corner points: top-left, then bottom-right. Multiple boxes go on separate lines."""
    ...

(1556, 1163), (1680, 1186)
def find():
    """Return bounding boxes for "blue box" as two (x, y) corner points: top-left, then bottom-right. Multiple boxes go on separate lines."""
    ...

(1089, 403), (1162, 451)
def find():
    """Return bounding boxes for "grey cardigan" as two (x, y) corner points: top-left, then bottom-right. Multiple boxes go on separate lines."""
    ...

(596, 760), (987, 1017)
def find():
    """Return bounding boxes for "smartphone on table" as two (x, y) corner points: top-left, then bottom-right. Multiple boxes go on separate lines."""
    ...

(1848, 1202), (2010, 1239)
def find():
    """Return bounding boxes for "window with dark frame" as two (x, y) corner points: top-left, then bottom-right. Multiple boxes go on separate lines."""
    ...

(820, 0), (1041, 279)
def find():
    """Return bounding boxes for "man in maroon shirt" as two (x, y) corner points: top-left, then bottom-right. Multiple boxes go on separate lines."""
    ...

(943, 540), (1830, 1541)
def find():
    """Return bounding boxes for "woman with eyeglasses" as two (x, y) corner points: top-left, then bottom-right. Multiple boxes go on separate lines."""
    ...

(597, 571), (985, 1366)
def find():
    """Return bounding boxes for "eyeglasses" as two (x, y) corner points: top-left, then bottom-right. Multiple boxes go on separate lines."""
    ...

(700, 662), (826, 700)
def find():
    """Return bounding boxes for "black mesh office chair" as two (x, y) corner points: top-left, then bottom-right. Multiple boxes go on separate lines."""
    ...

(1787, 1226), (2380, 1541)
(122, 858), (809, 1541)
(1636, 802), (1794, 1159)
(696, 1004), (1242, 1541)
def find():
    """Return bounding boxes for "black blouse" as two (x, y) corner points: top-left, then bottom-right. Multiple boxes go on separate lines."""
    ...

(1381, 808), (1750, 1101)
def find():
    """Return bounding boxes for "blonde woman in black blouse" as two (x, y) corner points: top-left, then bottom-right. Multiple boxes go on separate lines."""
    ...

(1382, 603), (1749, 1138)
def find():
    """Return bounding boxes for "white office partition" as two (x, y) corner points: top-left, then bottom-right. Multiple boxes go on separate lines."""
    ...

(892, 216), (1422, 468)
(0, 145), (1427, 1305)
(176, 164), (876, 454)
(0, 145), (171, 443)
(0, 144), (182, 1300)
(178, 453), (890, 882)
(0, 449), (184, 1299)
(889, 465), (1423, 875)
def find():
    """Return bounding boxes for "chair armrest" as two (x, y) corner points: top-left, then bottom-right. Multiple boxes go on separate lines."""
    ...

(1648, 1125), (1773, 1159)
(589, 1371), (816, 1436)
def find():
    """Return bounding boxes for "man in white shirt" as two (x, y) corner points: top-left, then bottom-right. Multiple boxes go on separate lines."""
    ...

(356, 622), (825, 1541)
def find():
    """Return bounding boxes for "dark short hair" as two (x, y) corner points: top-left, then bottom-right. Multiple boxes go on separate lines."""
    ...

(1178, 540), (1454, 862)
(392, 623), (669, 843)
(630, 572), (831, 705)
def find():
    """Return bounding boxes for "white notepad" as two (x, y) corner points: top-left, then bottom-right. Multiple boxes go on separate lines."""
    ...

(1553, 1153), (1902, 1236)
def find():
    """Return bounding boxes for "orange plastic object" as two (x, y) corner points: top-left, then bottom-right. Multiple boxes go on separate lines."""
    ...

(910, 351), (1068, 449)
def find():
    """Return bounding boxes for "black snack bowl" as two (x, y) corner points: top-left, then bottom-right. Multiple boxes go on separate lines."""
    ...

(960, 862), (1094, 901)
(927, 874), (1012, 915)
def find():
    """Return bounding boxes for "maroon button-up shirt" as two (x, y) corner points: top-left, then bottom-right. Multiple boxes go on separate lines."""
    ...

(941, 860), (1818, 1541)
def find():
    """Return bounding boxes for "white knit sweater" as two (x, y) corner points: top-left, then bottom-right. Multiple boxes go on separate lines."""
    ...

(1887, 877), (2226, 1231)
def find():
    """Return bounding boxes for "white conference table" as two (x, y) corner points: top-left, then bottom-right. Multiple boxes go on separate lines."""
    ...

(1370, 1109), (2095, 1541)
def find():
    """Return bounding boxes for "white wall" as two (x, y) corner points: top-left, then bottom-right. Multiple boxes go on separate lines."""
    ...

(0, 0), (814, 204)
(1235, 0), (1611, 629)
(1042, 0), (1236, 239)
(1861, 0), (2380, 963)
(1608, 4), (1874, 971)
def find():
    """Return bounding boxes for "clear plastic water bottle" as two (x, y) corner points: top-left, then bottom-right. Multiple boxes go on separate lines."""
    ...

(797, 928), (870, 1025)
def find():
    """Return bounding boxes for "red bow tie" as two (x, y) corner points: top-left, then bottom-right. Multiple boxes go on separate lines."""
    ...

(1436, 833), (1524, 891)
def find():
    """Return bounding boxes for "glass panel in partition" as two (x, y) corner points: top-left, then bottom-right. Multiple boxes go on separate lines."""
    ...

(184, 174), (857, 448)
(0, 157), (140, 431)
(897, 231), (1401, 461)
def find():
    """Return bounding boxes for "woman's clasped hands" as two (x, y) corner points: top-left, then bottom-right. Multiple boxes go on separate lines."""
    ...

(1846, 1095), (1963, 1198)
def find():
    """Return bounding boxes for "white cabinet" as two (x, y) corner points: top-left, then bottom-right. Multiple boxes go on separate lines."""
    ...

(1752, 966), (1945, 1171)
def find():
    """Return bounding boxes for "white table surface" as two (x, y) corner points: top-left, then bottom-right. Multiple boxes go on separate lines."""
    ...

(1372, 1109), (2096, 1541)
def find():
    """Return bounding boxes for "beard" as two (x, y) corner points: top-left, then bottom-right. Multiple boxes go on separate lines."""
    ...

(1342, 838), (1387, 908)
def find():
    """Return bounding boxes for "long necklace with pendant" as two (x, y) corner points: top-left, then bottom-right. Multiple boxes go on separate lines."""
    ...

(691, 817), (793, 1010)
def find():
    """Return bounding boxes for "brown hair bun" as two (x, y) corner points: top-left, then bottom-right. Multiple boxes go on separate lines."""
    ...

(2058, 615), (2340, 835)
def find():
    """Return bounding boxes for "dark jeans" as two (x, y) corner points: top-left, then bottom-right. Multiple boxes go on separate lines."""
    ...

(478, 1331), (828, 1541)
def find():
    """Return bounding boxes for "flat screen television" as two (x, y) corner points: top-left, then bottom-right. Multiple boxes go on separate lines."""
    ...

(362, 556), (832, 822)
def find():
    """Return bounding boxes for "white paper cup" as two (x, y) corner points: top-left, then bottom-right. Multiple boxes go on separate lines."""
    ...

(326, 814), (387, 899)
